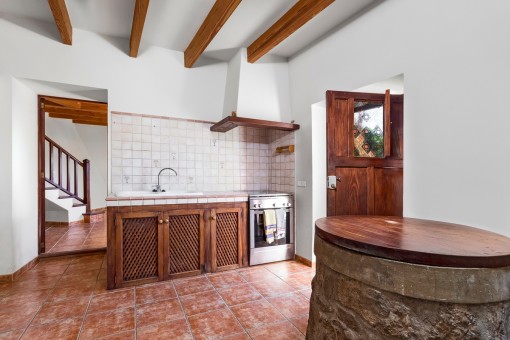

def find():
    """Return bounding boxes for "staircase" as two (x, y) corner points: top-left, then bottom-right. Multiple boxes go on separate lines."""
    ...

(44, 135), (91, 222)
(45, 184), (87, 222)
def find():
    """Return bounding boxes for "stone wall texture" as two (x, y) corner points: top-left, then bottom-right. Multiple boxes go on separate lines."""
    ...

(307, 237), (510, 339)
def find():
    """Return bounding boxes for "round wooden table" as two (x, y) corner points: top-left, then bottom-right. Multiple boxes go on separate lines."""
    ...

(307, 216), (510, 339)
(315, 215), (510, 268)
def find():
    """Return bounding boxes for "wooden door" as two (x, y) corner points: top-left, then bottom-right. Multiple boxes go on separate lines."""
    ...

(115, 211), (165, 287)
(166, 209), (205, 279)
(327, 91), (403, 216)
(210, 207), (245, 272)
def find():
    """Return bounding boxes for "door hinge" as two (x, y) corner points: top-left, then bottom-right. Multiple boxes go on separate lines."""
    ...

(40, 172), (45, 179)
(40, 102), (44, 109)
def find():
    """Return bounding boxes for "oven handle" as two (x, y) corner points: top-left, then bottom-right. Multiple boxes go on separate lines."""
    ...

(250, 208), (293, 212)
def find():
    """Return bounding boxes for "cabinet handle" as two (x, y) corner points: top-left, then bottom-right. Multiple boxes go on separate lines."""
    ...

(211, 216), (217, 221)
(164, 219), (169, 223)
(158, 219), (163, 224)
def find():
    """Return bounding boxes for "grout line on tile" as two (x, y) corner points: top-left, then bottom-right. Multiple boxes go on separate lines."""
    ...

(207, 271), (253, 339)
(171, 280), (196, 340)
(133, 286), (137, 340)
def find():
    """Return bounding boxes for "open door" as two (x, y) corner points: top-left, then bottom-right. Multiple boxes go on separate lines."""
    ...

(38, 95), (108, 254)
(326, 90), (403, 216)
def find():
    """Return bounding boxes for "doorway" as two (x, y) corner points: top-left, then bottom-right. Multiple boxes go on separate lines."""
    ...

(326, 90), (404, 216)
(38, 95), (108, 254)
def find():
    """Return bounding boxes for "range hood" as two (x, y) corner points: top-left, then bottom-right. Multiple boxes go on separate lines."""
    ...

(216, 49), (298, 133)
(210, 114), (300, 132)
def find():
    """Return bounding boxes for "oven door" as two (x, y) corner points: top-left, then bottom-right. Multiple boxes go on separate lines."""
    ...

(250, 208), (294, 249)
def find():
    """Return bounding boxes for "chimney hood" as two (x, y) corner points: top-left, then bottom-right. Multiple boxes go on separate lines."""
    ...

(216, 49), (298, 132)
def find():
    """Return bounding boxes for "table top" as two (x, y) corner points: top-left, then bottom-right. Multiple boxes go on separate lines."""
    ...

(315, 216), (510, 268)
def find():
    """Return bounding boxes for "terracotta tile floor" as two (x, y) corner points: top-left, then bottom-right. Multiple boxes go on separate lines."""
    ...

(45, 221), (106, 253)
(0, 254), (314, 339)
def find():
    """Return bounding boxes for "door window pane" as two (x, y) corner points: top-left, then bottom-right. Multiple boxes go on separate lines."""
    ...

(353, 101), (384, 158)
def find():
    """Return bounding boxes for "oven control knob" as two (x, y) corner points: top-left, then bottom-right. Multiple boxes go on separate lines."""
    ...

(273, 203), (276, 207)
(258, 204), (261, 208)
(288, 203), (292, 207)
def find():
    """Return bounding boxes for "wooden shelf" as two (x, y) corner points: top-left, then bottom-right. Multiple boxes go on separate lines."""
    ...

(210, 116), (300, 132)
(276, 145), (295, 153)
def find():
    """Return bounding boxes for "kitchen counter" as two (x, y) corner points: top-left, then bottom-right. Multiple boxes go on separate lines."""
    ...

(307, 216), (510, 339)
(106, 193), (250, 289)
(105, 191), (249, 206)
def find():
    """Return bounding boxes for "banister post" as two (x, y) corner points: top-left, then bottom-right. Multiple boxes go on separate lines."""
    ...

(83, 159), (91, 214)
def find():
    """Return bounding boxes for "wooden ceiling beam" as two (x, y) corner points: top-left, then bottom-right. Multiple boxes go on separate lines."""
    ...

(44, 98), (107, 112)
(45, 105), (107, 115)
(129, 0), (150, 57)
(48, 112), (107, 123)
(47, 0), (73, 45)
(184, 0), (242, 68)
(247, 0), (334, 63)
(72, 119), (108, 126)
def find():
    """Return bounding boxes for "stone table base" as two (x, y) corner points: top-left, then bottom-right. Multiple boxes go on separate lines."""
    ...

(307, 236), (510, 339)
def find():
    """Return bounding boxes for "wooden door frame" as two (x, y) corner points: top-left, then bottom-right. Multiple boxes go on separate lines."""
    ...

(37, 95), (108, 255)
(37, 95), (46, 254)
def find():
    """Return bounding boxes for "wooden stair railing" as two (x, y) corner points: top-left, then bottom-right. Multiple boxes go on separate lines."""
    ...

(45, 135), (91, 213)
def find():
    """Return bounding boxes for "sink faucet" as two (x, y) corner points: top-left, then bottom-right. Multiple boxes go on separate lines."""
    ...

(153, 167), (178, 192)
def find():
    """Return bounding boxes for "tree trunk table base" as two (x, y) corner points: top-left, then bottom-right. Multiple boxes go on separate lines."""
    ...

(308, 217), (510, 339)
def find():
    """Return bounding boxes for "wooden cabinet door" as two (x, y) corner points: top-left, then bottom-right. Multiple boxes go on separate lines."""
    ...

(115, 211), (164, 287)
(210, 207), (245, 272)
(166, 209), (205, 279)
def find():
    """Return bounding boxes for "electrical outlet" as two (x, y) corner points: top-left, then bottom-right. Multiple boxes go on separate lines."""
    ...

(170, 153), (177, 160)
(188, 176), (194, 184)
(220, 162), (224, 169)
(153, 160), (159, 168)
(211, 139), (217, 147)
(297, 180), (307, 187)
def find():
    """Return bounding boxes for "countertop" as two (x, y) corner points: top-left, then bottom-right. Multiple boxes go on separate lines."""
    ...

(105, 191), (250, 206)
(315, 215), (510, 268)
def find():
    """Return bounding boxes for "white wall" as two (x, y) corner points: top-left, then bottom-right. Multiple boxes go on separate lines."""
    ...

(11, 79), (38, 273)
(289, 0), (510, 260)
(0, 19), (227, 120)
(46, 116), (107, 210)
(310, 101), (327, 261)
(0, 17), (228, 274)
(0, 76), (14, 274)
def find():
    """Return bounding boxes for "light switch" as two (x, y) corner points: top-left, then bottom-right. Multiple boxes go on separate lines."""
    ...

(297, 180), (307, 187)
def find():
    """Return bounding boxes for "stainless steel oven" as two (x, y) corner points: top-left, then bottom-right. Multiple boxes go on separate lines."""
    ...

(249, 192), (294, 266)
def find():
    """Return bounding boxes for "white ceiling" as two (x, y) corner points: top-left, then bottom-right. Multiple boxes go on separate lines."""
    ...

(0, 0), (380, 61)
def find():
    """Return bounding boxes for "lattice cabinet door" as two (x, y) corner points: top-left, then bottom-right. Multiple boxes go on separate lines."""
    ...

(211, 207), (245, 272)
(115, 212), (164, 287)
(166, 209), (205, 278)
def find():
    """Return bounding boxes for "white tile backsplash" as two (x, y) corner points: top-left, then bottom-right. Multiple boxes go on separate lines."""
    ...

(111, 112), (295, 194)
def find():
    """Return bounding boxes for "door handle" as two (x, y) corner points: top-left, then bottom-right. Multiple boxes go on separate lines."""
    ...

(210, 216), (217, 221)
(327, 176), (337, 190)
